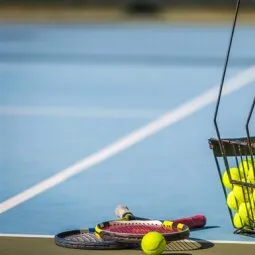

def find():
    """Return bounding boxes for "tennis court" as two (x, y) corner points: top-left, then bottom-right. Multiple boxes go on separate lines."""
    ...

(0, 3), (255, 255)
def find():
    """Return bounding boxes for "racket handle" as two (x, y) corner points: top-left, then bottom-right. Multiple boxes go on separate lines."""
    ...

(115, 205), (131, 219)
(171, 215), (206, 229)
(123, 213), (206, 229)
(115, 205), (206, 229)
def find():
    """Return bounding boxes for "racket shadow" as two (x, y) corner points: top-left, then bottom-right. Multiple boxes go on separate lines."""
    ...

(163, 225), (217, 252)
(190, 225), (220, 232)
(164, 253), (192, 255)
(164, 238), (214, 252)
(132, 238), (214, 253)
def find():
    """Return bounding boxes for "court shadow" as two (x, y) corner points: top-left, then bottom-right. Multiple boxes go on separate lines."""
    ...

(134, 238), (214, 253)
(188, 238), (214, 250)
(190, 225), (220, 232)
(163, 238), (214, 252)
(164, 253), (192, 255)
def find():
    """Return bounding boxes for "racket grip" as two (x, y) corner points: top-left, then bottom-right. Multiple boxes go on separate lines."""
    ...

(172, 214), (206, 229)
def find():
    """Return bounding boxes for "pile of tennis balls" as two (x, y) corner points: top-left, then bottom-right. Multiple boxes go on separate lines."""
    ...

(222, 158), (255, 229)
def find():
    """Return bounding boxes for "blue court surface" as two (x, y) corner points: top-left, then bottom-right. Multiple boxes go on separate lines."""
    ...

(0, 23), (255, 243)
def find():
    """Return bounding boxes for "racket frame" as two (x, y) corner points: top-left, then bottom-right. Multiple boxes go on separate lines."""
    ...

(54, 228), (135, 250)
(95, 219), (190, 243)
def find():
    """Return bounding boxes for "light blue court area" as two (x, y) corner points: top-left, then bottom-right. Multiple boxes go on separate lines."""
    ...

(0, 23), (255, 243)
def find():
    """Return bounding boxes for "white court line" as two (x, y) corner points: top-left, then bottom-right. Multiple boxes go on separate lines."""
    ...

(0, 66), (255, 215)
(0, 106), (162, 119)
(0, 233), (54, 238)
(0, 233), (255, 244)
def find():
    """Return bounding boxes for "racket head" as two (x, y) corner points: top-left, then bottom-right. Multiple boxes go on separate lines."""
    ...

(95, 220), (190, 243)
(54, 229), (135, 250)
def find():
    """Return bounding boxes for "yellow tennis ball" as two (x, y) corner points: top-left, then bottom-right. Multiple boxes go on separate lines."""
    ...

(141, 232), (166, 255)
(222, 168), (243, 190)
(239, 202), (255, 224)
(233, 213), (244, 228)
(240, 159), (255, 181)
(238, 203), (249, 224)
(232, 186), (246, 203)
(232, 179), (253, 203)
(247, 162), (255, 180)
(247, 175), (255, 185)
(227, 191), (240, 211)
(242, 177), (255, 187)
(239, 160), (253, 176)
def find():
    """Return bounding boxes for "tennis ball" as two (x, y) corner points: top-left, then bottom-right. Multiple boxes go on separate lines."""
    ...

(233, 213), (244, 228)
(222, 168), (243, 190)
(247, 175), (255, 186)
(227, 191), (240, 211)
(232, 179), (253, 203)
(141, 232), (166, 255)
(248, 170), (255, 181)
(239, 202), (255, 224)
(247, 162), (255, 181)
(239, 160), (252, 176)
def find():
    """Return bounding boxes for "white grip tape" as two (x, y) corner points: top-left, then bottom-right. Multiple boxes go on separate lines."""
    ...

(115, 205), (130, 219)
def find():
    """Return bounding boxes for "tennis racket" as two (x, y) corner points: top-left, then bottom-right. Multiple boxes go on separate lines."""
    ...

(55, 205), (205, 249)
(54, 228), (136, 250)
(115, 205), (206, 229)
(54, 228), (213, 251)
(95, 219), (190, 243)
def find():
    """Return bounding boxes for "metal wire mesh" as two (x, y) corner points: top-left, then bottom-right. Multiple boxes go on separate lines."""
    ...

(209, 98), (255, 235)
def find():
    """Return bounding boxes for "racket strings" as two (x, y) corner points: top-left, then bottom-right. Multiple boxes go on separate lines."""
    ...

(105, 224), (177, 234)
(64, 233), (101, 243)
